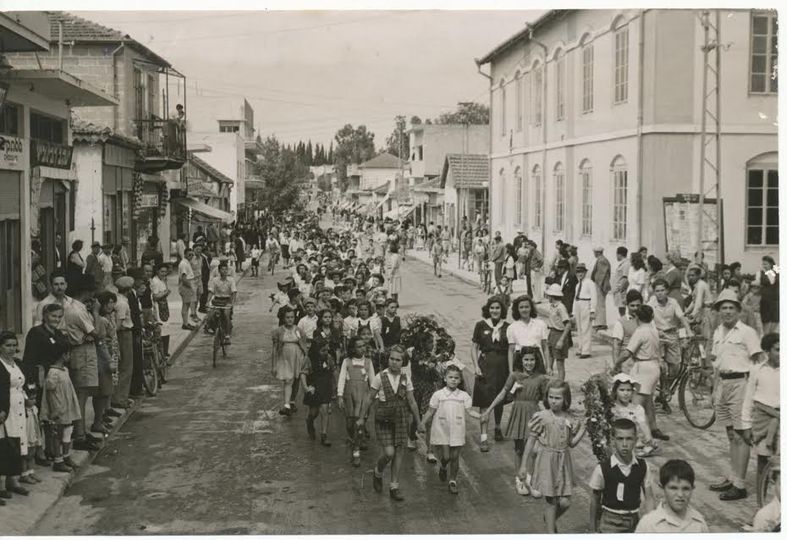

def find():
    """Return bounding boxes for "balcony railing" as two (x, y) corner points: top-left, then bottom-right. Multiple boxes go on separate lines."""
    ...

(135, 117), (187, 171)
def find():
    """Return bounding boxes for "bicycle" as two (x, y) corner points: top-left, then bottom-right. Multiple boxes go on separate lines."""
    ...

(268, 251), (280, 275)
(210, 304), (233, 368)
(758, 453), (780, 508)
(660, 334), (716, 429)
(141, 324), (161, 396)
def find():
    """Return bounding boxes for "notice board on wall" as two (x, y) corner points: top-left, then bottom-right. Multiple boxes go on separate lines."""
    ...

(662, 194), (724, 267)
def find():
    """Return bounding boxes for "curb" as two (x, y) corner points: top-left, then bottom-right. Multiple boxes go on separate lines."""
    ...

(18, 266), (253, 534)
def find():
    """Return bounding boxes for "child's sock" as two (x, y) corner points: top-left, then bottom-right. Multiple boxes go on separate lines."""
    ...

(480, 433), (488, 442)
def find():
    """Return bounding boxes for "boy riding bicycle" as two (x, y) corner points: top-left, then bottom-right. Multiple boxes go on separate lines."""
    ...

(206, 262), (237, 344)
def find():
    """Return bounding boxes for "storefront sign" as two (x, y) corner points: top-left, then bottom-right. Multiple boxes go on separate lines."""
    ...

(30, 140), (73, 169)
(0, 136), (25, 170)
(187, 177), (218, 198)
(139, 193), (159, 208)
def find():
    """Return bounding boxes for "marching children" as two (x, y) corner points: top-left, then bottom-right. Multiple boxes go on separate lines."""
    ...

(363, 345), (421, 501)
(742, 332), (780, 499)
(39, 342), (82, 472)
(419, 364), (480, 494)
(482, 346), (548, 497)
(250, 244), (262, 277)
(609, 373), (657, 457)
(521, 380), (586, 533)
(635, 459), (709, 532)
(542, 284), (572, 380)
(336, 337), (375, 467)
(588, 418), (656, 533)
(300, 341), (335, 447)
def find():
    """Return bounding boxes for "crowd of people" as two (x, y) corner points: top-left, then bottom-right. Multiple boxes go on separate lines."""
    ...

(320, 202), (779, 532)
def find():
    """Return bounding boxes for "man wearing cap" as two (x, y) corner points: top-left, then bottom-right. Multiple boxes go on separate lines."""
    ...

(591, 247), (611, 330)
(84, 241), (105, 291)
(573, 262), (597, 358)
(708, 289), (764, 501)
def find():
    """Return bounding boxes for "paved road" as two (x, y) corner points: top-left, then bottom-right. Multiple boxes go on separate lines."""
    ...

(33, 255), (757, 534)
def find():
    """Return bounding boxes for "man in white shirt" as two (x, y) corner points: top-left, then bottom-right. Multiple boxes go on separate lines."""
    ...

(35, 272), (73, 325)
(613, 247), (631, 317)
(178, 248), (197, 330)
(99, 244), (114, 290)
(573, 263), (597, 358)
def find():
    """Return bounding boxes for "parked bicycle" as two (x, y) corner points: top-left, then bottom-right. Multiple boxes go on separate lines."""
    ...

(658, 334), (716, 429)
(758, 453), (780, 508)
(141, 323), (163, 396)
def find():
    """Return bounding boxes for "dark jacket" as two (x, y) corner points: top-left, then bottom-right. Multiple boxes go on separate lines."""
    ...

(21, 324), (70, 385)
(0, 358), (25, 419)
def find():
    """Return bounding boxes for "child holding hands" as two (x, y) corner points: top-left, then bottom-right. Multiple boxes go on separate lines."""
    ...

(419, 365), (480, 494)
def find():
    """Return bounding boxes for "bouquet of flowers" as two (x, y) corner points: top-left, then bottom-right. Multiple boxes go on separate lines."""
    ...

(399, 314), (456, 383)
(581, 374), (614, 464)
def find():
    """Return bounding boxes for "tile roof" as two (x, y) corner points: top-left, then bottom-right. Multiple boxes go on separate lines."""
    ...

(71, 117), (142, 148)
(48, 12), (171, 68)
(359, 152), (404, 169)
(412, 177), (443, 193)
(441, 154), (489, 189)
(190, 154), (234, 185)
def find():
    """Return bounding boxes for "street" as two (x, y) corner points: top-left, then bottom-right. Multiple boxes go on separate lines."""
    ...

(32, 254), (758, 535)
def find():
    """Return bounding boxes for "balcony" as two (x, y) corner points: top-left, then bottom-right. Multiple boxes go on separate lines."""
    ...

(135, 118), (187, 173)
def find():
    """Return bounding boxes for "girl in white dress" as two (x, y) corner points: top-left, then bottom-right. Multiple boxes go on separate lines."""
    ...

(419, 365), (480, 494)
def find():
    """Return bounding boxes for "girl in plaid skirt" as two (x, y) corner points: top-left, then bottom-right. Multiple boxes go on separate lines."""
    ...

(363, 345), (421, 501)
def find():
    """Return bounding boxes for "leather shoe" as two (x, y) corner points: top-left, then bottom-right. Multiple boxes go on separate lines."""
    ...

(448, 480), (459, 494)
(105, 408), (123, 417)
(35, 456), (52, 467)
(52, 461), (73, 473)
(719, 486), (747, 501)
(7, 485), (29, 496)
(389, 488), (404, 501)
(709, 479), (733, 492)
(90, 424), (109, 435)
(494, 428), (504, 442)
(480, 439), (490, 452)
(373, 472), (383, 493)
(0, 490), (11, 499)
(652, 429), (670, 441)
(63, 456), (79, 469)
(85, 433), (103, 444)
(73, 439), (100, 452)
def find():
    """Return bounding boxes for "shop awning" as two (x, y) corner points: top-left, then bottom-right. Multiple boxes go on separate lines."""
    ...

(384, 204), (415, 221)
(375, 193), (391, 209)
(174, 197), (233, 222)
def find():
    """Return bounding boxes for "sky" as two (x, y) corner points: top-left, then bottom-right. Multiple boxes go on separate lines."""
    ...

(77, 10), (544, 148)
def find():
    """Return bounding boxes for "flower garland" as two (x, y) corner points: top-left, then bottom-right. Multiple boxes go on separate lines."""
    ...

(399, 314), (455, 383)
(581, 374), (614, 464)
(132, 173), (145, 220)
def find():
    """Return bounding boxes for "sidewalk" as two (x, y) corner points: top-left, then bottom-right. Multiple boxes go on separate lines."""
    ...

(0, 269), (247, 534)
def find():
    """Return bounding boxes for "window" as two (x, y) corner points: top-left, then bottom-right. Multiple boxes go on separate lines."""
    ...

(30, 112), (65, 144)
(498, 169), (507, 223)
(500, 79), (507, 136)
(133, 68), (146, 120)
(515, 167), (524, 225)
(532, 62), (543, 126)
(746, 166), (779, 245)
(580, 160), (593, 235)
(553, 163), (565, 232)
(0, 102), (20, 135)
(555, 52), (566, 121)
(750, 12), (778, 93)
(515, 72), (523, 131)
(532, 165), (542, 228)
(582, 42), (594, 113)
(612, 156), (628, 241)
(614, 26), (629, 103)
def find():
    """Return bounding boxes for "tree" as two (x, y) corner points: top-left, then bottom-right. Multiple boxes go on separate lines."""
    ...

(254, 135), (307, 213)
(433, 102), (489, 125)
(410, 115), (422, 126)
(328, 141), (334, 164)
(305, 140), (313, 166)
(384, 115), (407, 158)
(333, 124), (376, 192)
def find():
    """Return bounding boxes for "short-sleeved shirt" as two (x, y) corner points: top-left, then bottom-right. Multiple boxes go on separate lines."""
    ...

(711, 321), (762, 373)
(370, 369), (414, 402)
(62, 299), (95, 346)
(178, 258), (195, 281)
(208, 276), (237, 298)
(635, 504), (709, 533)
(648, 297), (684, 331)
(472, 319), (509, 354)
(543, 302), (571, 331)
(626, 324), (661, 361)
(506, 318), (548, 352)
(115, 294), (133, 329)
(611, 313), (638, 347)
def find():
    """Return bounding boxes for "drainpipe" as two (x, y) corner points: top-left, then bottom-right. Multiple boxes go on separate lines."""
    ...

(111, 43), (125, 131)
(58, 22), (63, 69)
(474, 59), (492, 226)
(528, 25), (549, 259)
(636, 11), (646, 250)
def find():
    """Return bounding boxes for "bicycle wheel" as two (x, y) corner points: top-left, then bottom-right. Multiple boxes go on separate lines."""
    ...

(757, 460), (778, 508)
(213, 327), (221, 368)
(158, 344), (168, 385)
(678, 343), (715, 429)
(142, 348), (159, 397)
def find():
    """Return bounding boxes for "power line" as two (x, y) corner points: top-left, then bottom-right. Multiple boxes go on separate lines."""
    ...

(86, 11), (254, 25)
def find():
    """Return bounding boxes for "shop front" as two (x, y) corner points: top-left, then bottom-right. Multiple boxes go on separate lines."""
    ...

(133, 173), (169, 264)
(0, 133), (25, 332)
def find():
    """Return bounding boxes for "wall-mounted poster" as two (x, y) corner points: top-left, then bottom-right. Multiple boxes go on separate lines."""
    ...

(663, 194), (724, 267)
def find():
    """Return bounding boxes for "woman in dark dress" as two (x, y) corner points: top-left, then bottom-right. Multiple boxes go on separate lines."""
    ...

(65, 240), (85, 295)
(471, 295), (510, 452)
(758, 255), (780, 335)
(302, 310), (339, 446)
(381, 298), (402, 350)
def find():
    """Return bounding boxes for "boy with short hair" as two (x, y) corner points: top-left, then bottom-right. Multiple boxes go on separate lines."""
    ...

(588, 418), (655, 533)
(635, 459), (709, 533)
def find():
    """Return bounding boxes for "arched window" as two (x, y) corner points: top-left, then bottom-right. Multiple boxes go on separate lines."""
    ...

(614, 23), (630, 103)
(746, 152), (779, 245)
(579, 159), (593, 235)
(553, 162), (565, 232)
(554, 49), (566, 121)
(498, 168), (507, 224)
(499, 79), (507, 136)
(532, 61), (543, 126)
(514, 166), (524, 225)
(515, 72), (523, 131)
(580, 34), (594, 113)
(532, 165), (543, 228)
(611, 156), (628, 241)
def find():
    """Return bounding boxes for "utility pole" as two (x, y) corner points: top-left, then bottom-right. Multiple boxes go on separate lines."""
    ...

(697, 10), (723, 288)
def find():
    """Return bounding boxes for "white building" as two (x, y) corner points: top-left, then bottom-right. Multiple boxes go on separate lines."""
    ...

(477, 9), (778, 269)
